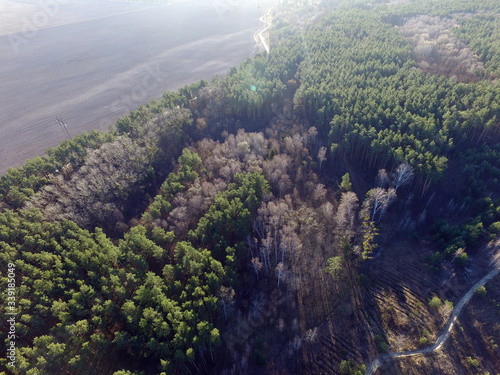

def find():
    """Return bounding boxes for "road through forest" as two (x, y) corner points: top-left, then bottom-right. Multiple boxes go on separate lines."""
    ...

(366, 240), (500, 374)
(256, 7), (272, 53)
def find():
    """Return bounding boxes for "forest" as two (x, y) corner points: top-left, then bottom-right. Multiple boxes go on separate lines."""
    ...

(1, 0), (500, 374)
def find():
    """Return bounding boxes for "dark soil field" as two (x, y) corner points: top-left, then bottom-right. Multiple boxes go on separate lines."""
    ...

(0, 0), (269, 175)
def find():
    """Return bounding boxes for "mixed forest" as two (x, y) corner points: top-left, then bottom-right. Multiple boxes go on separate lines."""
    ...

(2, 0), (500, 374)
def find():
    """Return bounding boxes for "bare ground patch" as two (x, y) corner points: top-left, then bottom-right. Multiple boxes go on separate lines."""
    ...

(369, 239), (500, 374)
(380, 273), (500, 374)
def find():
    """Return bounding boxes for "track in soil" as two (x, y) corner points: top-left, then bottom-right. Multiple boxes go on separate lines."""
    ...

(366, 240), (500, 375)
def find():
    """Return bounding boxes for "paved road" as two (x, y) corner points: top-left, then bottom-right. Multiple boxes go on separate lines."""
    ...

(366, 241), (500, 375)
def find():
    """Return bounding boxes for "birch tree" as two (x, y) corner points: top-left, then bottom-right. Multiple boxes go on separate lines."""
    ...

(367, 187), (396, 222)
(392, 163), (414, 192)
(318, 146), (327, 171)
(251, 257), (263, 279)
(275, 262), (285, 288)
(335, 191), (359, 239)
(376, 169), (390, 188)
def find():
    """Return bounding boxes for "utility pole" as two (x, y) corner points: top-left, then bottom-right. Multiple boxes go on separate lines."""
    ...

(56, 117), (71, 140)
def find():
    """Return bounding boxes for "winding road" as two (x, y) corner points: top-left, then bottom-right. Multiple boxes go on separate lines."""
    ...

(366, 241), (500, 375)
(255, 7), (272, 53)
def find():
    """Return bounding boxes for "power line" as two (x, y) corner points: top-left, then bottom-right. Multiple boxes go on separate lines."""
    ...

(56, 117), (71, 140)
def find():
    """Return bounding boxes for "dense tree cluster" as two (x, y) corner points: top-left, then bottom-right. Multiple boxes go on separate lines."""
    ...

(0, 177), (224, 374)
(0, 144), (271, 374)
(378, 0), (500, 20)
(0, 131), (115, 209)
(292, 9), (500, 194)
(454, 14), (500, 77)
(21, 109), (193, 235)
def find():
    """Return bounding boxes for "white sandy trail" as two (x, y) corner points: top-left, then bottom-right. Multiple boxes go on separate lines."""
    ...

(255, 7), (272, 53)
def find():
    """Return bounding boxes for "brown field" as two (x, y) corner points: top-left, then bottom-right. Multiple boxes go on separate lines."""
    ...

(0, 0), (270, 175)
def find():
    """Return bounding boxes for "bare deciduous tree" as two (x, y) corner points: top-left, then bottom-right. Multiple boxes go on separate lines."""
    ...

(396, 15), (485, 81)
(318, 146), (327, 171)
(304, 126), (318, 149)
(321, 201), (334, 217)
(264, 154), (292, 196)
(312, 183), (327, 204)
(268, 201), (289, 263)
(366, 187), (396, 222)
(218, 286), (235, 320)
(392, 163), (414, 192)
(278, 174), (293, 197)
(251, 257), (263, 279)
(260, 235), (273, 273)
(275, 262), (286, 287)
(376, 168), (390, 188)
(284, 134), (304, 160)
(335, 191), (359, 238)
(27, 135), (151, 230)
(304, 327), (318, 344)
(281, 223), (300, 261)
(168, 206), (189, 236)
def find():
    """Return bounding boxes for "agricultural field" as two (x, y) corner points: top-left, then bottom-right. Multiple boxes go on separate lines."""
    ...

(0, 0), (267, 175)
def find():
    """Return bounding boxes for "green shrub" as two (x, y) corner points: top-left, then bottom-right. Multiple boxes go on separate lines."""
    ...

(455, 252), (469, 267)
(429, 296), (442, 310)
(355, 364), (367, 375)
(490, 339), (498, 350)
(488, 222), (500, 234)
(374, 335), (388, 353)
(466, 356), (479, 368)
(428, 251), (443, 266)
(475, 285), (487, 297)
(339, 360), (352, 374)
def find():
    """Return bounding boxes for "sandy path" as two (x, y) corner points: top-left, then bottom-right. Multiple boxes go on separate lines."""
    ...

(366, 240), (500, 374)
(255, 7), (272, 53)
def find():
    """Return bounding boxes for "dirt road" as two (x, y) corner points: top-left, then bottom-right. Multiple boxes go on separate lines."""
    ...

(256, 7), (272, 53)
(366, 240), (500, 375)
